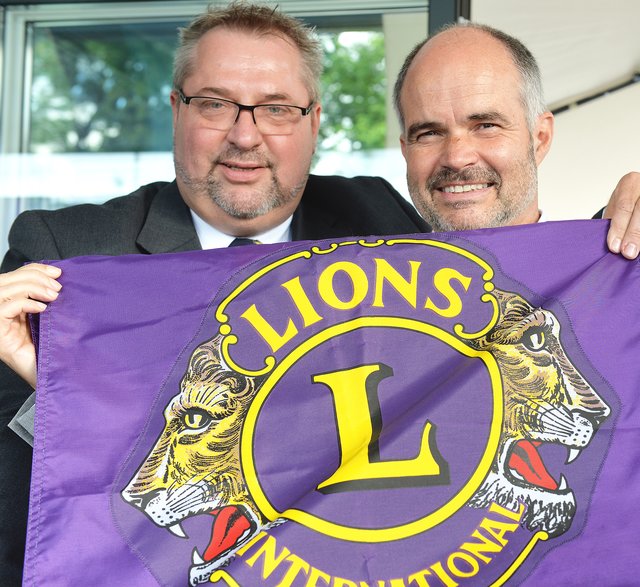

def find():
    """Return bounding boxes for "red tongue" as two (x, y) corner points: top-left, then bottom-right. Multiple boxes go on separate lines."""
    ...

(203, 506), (251, 562)
(508, 440), (558, 490)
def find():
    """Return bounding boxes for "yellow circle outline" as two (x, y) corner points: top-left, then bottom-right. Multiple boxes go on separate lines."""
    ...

(216, 238), (497, 376)
(241, 316), (503, 542)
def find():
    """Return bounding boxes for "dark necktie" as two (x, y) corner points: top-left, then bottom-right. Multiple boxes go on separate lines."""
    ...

(229, 237), (261, 247)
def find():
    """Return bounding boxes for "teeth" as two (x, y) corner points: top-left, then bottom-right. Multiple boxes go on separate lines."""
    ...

(567, 448), (581, 463)
(239, 528), (251, 543)
(558, 475), (568, 491)
(192, 547), (205, 565)
(442, 183), (489, 193)
(510, 469), (525, 482)
(167, 522), (188, 538)
(227, 164), (256, 171)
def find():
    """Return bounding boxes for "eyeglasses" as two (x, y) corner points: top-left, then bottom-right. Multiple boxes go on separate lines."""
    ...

(177, 89), (314, 136)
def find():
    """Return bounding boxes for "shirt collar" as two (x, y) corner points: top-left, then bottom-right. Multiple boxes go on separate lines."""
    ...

(190, 210), (292, 249)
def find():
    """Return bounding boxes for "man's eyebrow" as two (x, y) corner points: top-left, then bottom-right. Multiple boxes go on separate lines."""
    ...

(194, 87), (293, 103)
(193, 86), (227, 97)
(467, 111), (510, 124)
(406, 120), (444, 138)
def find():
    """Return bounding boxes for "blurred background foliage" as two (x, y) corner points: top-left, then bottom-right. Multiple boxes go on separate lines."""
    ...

(29, 25), (386, 154)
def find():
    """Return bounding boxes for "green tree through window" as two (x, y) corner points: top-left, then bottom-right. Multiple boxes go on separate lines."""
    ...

(319, 31), (386, 152)
(28, 25), (386, 155)
(29, 23), (176, 153)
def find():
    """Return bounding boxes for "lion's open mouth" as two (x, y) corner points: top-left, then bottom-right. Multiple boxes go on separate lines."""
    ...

(507, 440), (568, 492)
(192, 505), (256, 564)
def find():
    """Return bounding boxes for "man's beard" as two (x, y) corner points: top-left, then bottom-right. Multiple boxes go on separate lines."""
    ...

(408, 142), (538, 232)
(175, 147), (309, 220)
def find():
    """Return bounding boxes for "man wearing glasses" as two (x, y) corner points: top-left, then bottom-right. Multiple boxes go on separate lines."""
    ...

(0, 3), (639, 584)
(0, 5), (430, 583)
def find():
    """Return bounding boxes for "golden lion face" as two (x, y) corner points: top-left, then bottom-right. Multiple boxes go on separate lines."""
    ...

(122, 285), (608, 587)
(121, 336), (267, 585)
(468, 289), (610, 536)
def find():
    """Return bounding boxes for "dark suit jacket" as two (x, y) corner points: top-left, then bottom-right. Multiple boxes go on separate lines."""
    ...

(1, 176), (427, 269)
(0, 175), (428, 584)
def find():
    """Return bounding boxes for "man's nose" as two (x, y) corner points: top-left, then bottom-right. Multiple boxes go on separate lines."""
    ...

(440, 134), (479, 170)
(225, 108), (263, 149)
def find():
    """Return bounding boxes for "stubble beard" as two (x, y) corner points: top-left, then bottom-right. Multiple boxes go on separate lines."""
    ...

(408, 143), (538, 232)
(175, 147), (309, 220)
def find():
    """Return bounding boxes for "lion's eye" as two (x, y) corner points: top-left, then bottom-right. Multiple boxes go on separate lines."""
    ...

(522, 327), (546, 351)
(182, 409), (212, 430)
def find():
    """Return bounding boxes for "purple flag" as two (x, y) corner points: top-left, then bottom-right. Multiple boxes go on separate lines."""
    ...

(24, 220), (639, 586)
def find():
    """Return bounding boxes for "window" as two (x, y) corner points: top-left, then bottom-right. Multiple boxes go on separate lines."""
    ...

(0, 1), (429, 259)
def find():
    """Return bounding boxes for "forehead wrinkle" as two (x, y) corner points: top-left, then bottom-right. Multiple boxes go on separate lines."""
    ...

(189, 28), (311, 105)
(406, 119), (444, 138)
(467, 110), (511, 124)
(404, 85), (506, 127)
(193, 85), (293, 103)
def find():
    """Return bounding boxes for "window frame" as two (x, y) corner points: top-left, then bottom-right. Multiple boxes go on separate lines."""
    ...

(0, 0), (430, 154)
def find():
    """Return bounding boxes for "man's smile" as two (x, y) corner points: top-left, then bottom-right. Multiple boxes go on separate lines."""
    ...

(440, 183), (491, 193)
(218, 160), (268, 182)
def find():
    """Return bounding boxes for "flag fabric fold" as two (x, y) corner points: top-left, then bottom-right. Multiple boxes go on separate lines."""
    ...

(23, 220), (639, 587)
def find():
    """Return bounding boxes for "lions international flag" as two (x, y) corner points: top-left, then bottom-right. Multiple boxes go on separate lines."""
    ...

(24, 220), (638, 586)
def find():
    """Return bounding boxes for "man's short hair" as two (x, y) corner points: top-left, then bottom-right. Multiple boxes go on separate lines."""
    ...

(173, 1), (324, 103)
(393, 22), (547, 131)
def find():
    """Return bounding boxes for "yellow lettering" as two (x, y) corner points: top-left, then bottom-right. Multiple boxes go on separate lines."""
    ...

(318, 262), (368, 310)
(332, 579), (375, 587)
(447, 552), (479, 578)
(429, 562), (459, 587)
(407, 569), (433, 587)
(372, 259), (421, 309)
(424, 268), (472, 318)
(488, 501), (525, 522)
(241, 304), (298, 353)
(479, 516), (519, 547)
(459, 529), (502, 563)
(209, 570), (241, 586)
(276, 553), (310, 587)
(313, 364), (445, 491)
(244, 534), (291, 579)
(281, 276), (323, 327)
(234, 530), (268, 556)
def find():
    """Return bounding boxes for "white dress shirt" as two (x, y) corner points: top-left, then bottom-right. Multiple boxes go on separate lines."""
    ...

(190, 211), (292, 249)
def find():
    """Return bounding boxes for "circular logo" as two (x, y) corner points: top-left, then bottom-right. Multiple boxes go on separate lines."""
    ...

(241, 316), (502, 542)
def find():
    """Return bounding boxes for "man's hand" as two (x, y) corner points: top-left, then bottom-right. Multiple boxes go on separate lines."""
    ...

(0, 263), (62, 388)
(604, 172), (640, 260)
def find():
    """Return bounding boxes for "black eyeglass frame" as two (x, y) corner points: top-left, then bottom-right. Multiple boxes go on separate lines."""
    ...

(177, 89), (314, 125)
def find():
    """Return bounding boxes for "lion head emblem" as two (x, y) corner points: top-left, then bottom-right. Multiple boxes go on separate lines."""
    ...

(466, 289), (610, 536)
(122, 286), (610, 585)
(121, 335), (270, 585)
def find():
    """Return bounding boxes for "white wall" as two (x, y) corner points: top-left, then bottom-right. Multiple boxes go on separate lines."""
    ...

(472, 0), (640, 219)
(471, 0), (640, 107)
(539, 83), (640, 220)
(383, 11), (429, 147)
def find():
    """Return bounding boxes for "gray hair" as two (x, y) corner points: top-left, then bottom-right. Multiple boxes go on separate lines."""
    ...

(393, 22), (547, 131)
(173, 1), (324, 102)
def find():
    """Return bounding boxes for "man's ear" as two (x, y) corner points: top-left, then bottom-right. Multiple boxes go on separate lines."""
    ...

(533, 111), (554, 166)
(170, 90), (180, 128)
(400, 133), (408, 161)
(310, 102), (322, 141)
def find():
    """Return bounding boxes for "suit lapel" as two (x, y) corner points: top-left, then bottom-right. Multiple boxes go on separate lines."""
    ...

(291, 175), (347, 240)
(136, 181), (202, 254)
